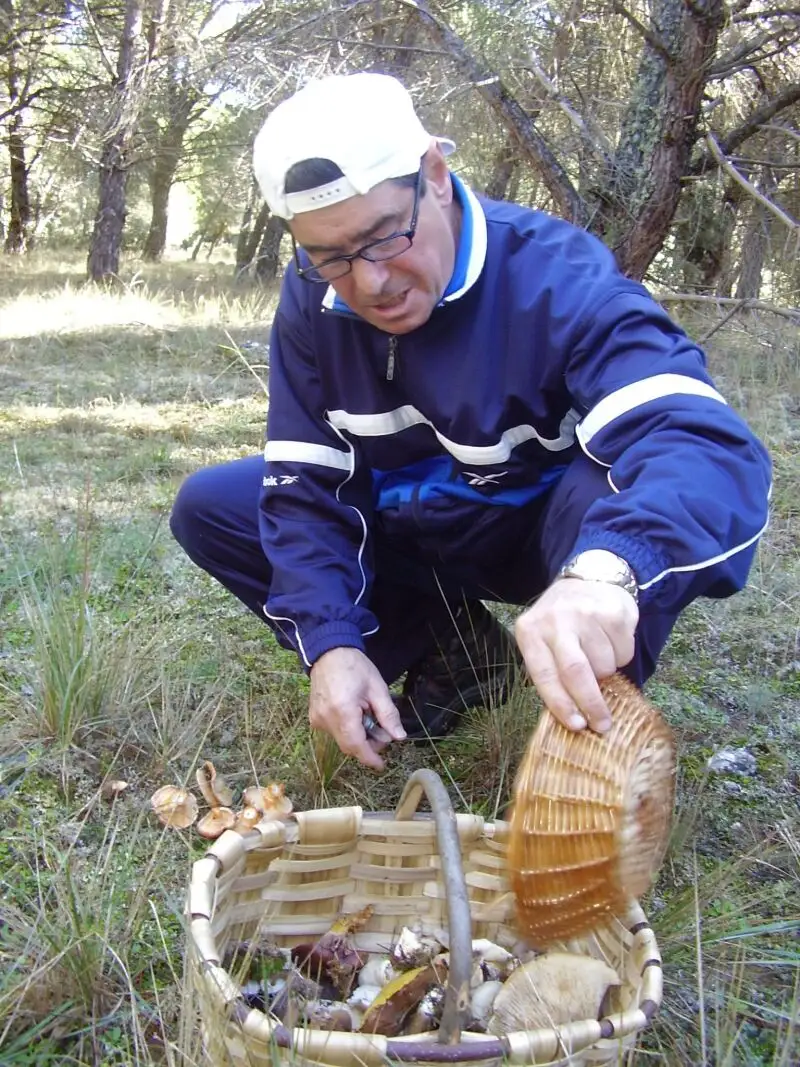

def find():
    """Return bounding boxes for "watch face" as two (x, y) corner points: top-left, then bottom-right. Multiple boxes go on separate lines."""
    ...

(562, 551), (638, 599)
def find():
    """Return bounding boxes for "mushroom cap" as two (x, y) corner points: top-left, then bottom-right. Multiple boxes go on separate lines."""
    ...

(233, 805), (262, 833)
(196, 760), (234, 808)
(487, 952), (619, 1034)
(151, 785), (199, 829)
(242, 782), (293, 817)
(197, 806), (236, 839)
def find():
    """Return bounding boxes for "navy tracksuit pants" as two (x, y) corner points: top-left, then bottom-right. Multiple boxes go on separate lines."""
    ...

(169, 455), (678, 687)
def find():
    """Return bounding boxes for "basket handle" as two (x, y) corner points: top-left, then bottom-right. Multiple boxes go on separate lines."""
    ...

(394, 770), (473, 1045)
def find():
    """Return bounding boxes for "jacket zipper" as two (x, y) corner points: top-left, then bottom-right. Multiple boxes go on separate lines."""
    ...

(386, 335), (398, 381)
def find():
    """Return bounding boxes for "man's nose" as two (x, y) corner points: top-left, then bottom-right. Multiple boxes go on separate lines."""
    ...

(349, 255), (391, 296)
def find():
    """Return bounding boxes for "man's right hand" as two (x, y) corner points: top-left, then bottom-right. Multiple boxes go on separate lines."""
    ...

(308, 647), (407, 770)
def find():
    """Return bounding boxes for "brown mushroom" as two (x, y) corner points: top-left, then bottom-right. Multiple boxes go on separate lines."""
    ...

(150, 785), (198, 829)
(241, 781), (293, 818)
(196, 806), (236, 839)
(360, 961), (447, 1036)
(233, 805), (262, 833)
(195, 760), (234, 808)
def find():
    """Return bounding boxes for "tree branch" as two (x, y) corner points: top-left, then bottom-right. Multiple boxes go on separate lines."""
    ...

(656, 292), (800, 324)
(612, 2), (672, 61)
(525, 49), (614, 168)
(693, 83), (800, 172)
(704, 133), (800, 235)
(734, 6), (800, 22)
(400, 0), (586, 224)
(81, 0), (117, 79)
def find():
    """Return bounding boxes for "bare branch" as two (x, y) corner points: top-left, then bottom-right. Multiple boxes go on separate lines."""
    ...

(311, 35), (451, 57)
(705, 133), (800, 235)
(81, 0), (117, 79)
(734, 6), (800, 22)
(693, 83), (800, 171)
(656, 292), (800, 324)
(525, 50), (614, 167)
(400, 0), (586, 225)
(612, 2), (672, 61)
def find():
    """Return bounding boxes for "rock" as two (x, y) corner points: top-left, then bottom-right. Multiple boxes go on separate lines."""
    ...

(707, 747), (757, 776)
(720, 780), (744, 795)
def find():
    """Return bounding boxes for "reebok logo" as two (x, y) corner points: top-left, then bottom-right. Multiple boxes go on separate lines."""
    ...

(463, 471), (509, 487)
(263, 475), (300, 487)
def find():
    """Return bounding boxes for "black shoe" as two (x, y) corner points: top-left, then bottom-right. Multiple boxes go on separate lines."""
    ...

(396, 601), (522, 740)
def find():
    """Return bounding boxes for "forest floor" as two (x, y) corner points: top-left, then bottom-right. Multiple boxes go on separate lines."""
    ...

(0, 254), (798, 1065)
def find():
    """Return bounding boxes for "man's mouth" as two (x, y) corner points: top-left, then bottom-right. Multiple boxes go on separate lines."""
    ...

(372, 291), (408, 311)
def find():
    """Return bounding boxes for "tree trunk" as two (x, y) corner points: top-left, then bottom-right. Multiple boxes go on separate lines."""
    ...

(3, 4), (32, 254)
(484, 134), (517, 202)
(591, 0), (725, 279)
(142, 81), (199, 260)
(254, 215), (284, 282)
(735, 168), (776, 301)
(87, 0), (150, 281)
(413, 0), (724, 280)
(677, 177), (744, 293)
(239, 202), (270, 277)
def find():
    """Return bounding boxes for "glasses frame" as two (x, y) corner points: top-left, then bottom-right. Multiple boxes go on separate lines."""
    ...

(292, 169), (422, 284)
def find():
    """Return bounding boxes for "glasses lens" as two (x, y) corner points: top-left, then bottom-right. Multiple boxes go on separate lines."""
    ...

(303, 258), (352, 283)
(362, 235), (413, 263)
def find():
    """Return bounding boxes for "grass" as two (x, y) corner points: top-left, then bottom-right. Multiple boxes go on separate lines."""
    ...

(0, 251), (798, 1064)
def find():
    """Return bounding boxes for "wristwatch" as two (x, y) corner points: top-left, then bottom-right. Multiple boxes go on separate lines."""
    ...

(557, 549), (639, 604)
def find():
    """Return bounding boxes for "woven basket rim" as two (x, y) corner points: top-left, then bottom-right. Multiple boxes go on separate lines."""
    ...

(188, 771), (663, 1066)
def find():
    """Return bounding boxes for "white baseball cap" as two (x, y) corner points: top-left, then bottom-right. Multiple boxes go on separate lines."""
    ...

(253, 73), (455, 220)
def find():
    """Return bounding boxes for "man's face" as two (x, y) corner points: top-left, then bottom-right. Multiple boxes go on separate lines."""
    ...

(289, 148), (460, 335)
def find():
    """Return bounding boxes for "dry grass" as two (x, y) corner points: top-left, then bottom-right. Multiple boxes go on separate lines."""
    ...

(0, 253), (797, 1064)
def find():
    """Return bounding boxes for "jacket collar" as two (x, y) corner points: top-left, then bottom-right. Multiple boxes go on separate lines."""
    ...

(321, 172), (487, 317)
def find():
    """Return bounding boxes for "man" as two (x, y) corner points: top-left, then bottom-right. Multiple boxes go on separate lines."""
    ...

(170, 73), (771, 771)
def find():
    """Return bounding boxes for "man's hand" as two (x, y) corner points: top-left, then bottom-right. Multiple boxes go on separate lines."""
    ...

(514, 579), (638, 733)
(308, 647), (407, 770)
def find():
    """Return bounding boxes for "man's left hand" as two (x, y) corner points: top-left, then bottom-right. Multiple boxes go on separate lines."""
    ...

(514, 578), (638, 733)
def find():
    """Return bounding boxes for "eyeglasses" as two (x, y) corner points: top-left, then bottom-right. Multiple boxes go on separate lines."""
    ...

(292, 169), (422, 284)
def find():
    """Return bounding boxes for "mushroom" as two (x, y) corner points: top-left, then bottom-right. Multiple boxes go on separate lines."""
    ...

(150, 785), (198, 828)
(196, 760), (234, 807)
(301, 999), (357, 1031)
(242, 781), (293, 819)
(471, 939), (517, 981)
(469, 980), (503, 1031)
(360, 961), (447, 1036)
(347, 985), (381, 1012)
(101, 779), (129, 802)
(390, 926), (444, 970)
(233, 806), (262, 833)
(358, 955), (397, 988)
(196, 806), (236, 839)
(405, 985), (446, 1034)
(487, 952), (620, 1034)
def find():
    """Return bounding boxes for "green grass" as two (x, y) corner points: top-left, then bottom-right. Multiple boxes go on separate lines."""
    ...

(0, 252), (798, 1064)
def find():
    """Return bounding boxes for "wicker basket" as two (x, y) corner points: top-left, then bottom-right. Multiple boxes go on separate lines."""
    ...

(509, 674), (676, 948)
(186, 769), (663, 1067)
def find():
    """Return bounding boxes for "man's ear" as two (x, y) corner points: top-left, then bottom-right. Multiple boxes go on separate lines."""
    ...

(422, 141), (453, 205)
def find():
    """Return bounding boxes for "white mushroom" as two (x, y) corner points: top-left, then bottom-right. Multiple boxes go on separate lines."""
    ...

(358, 955), (397, 988)
(469, 980), (503, 1031)
(347, 984), (381, 1012)
(487, 952), (620, 1034)
(390, 926), (443, 970)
